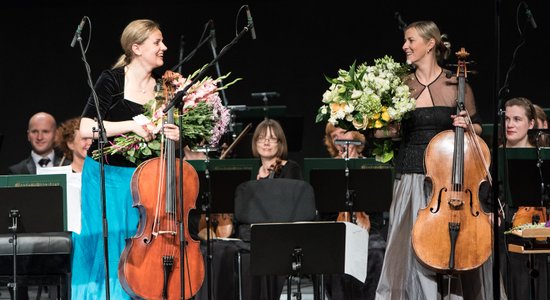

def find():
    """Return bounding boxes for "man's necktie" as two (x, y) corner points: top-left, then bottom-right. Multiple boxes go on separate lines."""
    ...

(38, 157), (51, 167)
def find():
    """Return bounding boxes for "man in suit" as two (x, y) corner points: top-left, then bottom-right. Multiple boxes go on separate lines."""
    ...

(8, 112), (70, 174)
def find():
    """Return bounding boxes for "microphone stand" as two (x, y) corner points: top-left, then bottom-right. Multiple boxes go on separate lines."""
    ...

(534, 135), (550, 300)
(199, 146), (216, 300)
(209, 29), (229, 107)
(7, 210), (20, 300)
(492, 0), (534, 297)
(164, 22), (254, 114)
(171, 23), (214, 73)
(75, 24), (111, 300)
(169, 21), (254, 300)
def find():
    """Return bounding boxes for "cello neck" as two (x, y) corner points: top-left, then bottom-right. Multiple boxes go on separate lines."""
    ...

(164, 83), (177, 214)
(451, 48), (469, 190)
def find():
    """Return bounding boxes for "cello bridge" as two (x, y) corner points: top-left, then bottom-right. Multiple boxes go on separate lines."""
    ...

(448, 198), (464, 209)
(158, 230), (177, 236)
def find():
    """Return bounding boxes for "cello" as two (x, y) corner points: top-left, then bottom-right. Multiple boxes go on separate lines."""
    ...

(411, 48), (492, 272)
(119, 71), (205, 299)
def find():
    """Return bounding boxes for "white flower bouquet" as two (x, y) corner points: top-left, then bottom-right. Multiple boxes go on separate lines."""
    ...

(316, 56), (415, 162)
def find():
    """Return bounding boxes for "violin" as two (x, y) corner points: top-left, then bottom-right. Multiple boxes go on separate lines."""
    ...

(119, 71), (205, 299)
(411, 48), (492, 272)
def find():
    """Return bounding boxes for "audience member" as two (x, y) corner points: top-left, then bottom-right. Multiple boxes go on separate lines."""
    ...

(8, 112), (70, 174)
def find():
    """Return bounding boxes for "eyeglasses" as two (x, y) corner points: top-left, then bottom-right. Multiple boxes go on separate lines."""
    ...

(256, 137), (279, 144)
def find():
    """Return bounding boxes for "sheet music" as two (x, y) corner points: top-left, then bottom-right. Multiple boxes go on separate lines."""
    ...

(344, 222), (369, 283)
(37, 166), (82, 233)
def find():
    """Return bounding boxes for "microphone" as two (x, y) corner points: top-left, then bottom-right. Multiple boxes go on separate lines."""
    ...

(70, 17), (86, 48)
(251, 92), (280, 98)
(245, 5), (257, 40)
(395, 12), (407, 31)
(334, 139), (363, 146)
(525, 5), (537, 29)
(209, 20), (217, 49)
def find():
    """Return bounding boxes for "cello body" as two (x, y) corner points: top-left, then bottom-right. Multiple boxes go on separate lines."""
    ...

(119, 157), (204, 299)
(412, 130), (492, 272)
(411, 48), (492, 273)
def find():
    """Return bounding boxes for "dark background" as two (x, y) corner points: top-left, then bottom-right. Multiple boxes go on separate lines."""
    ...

(0, 0), (547, 172)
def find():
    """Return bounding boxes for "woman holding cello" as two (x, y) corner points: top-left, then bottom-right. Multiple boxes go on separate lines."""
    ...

(74, 19), (187, 299)
(374, 20), (499, 299)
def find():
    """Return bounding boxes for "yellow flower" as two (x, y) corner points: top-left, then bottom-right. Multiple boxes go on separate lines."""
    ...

(381, 111), (391, 122)
(374, 120), (383, 128)
(373, 113), (380, 120)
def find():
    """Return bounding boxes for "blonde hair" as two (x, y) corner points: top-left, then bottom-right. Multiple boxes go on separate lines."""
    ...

(405, 21), (451, 62)
(113, 19), (160, 69)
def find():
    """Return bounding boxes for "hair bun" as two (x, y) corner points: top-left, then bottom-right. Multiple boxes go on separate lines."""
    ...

(438, 33), (451, 61)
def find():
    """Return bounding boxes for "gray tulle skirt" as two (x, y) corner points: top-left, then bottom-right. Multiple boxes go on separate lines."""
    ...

(375, 173), (506, 300)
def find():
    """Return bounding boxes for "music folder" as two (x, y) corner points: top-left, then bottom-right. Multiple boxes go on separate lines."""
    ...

(0, 186), (65, 234)
(250, 221), (369, 282)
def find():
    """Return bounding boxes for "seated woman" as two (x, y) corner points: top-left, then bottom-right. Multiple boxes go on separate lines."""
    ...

(195, 119), (303, 300)
(322, 122), (387, 300)
(502, 97), (548, 300)
(253, 118), (302, 180)
(504, 97), (536, 148)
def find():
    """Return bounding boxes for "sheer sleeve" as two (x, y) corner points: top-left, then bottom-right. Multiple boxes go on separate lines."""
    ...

(464, 82), (481, 124)
(427, 70), (481, 124)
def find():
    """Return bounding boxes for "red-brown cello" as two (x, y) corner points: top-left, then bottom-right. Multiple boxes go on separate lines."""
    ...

(411, 48), (492, 272)
(119, 71), (205, 299)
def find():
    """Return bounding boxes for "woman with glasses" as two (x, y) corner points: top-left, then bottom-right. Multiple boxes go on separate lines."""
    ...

(251, 118), (302, 180)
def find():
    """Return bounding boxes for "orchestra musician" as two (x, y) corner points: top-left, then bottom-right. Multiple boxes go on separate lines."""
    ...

(72, 19), (179, 299)
(373, 20), (502, 299)
(502, 97), (548, 299)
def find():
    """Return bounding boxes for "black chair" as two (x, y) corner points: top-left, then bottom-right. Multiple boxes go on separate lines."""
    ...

(0, 232), (72, 299)
(233, 178), (317, 300)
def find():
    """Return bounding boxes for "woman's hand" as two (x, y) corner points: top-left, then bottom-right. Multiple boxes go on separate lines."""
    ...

(132, 120), (156, 141)
(451, 110), (469, 130)
(373, 123), (400, 139)
(451, 110), (482, 135)
(163, 123), (180, 142)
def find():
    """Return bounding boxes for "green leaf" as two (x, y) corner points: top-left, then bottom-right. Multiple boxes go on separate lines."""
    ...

(142, 147), (152, 156)
(316, 112), (327, 123)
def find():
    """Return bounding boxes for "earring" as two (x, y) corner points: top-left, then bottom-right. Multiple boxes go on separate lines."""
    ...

(427, 48), (432, 54)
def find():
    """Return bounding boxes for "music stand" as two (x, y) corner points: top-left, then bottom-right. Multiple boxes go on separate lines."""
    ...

(0, 186), (64, 234)
(504, 148), (550, 208)
(250, 222), (368, 300)
(187, 158), (259, 214)
(0, 186), (65, 299)
(304, 158), (393, 213)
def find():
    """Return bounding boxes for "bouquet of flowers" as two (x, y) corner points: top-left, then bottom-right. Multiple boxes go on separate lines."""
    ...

(316, 55), (415, 163)
(93, 67), (240, 164)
